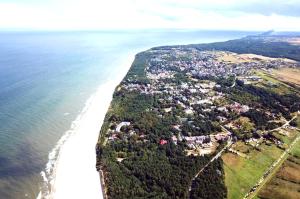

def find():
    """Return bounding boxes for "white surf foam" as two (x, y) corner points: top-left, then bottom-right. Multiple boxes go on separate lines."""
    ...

(37, 53), (136, 199)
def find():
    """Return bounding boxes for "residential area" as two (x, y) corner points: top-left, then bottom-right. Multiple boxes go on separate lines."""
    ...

(104, 47), (299, 159)
(97, 41), (300, 199)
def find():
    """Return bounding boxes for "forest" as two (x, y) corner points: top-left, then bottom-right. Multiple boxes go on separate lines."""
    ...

(154, 35), (300, 61)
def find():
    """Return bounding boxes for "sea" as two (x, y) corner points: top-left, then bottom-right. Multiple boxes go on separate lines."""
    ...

(0, 30), (256, 199)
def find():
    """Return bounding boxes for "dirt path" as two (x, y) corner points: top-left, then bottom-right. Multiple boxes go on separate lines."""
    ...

(188, 127), (233, 196)
(243, 114), (300, 199)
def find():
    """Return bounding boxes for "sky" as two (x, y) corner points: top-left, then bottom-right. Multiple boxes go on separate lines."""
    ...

(0, 0), (300, 31)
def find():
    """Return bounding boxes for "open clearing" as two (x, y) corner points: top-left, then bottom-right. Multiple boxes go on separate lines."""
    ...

(272, 68), (300, 86)
(255, 70), (299, 95)
(216, 52), (295, 64)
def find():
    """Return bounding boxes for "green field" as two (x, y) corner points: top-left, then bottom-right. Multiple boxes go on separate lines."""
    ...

(222, 144), (283, 199)
(257, 153), (300, 199)
(291, 139), (300, 157)
(255, 71), (295, 95)
(223, 127), (300, 199)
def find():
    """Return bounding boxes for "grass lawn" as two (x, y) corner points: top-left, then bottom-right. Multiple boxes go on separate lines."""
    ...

(222, 144), (283, 199)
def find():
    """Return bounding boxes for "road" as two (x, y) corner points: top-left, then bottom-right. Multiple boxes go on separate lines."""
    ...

(187, 113), (298, 198)
(244, 131), (300, 199)
(266, 115), (298, 133)
(188, 126), (233, 194)
(230, 75), (237, 88)
(243, 113), (299, 199)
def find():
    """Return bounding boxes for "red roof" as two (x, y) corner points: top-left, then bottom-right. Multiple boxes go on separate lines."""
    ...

(159, 139), (168, 145)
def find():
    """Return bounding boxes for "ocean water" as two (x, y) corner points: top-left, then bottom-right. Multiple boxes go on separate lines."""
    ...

(0, 30), (256, 199)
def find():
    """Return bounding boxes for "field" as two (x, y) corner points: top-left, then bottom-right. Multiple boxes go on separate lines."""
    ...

(216, 52), (247, 63)
(223, 128), (299, 199)
(255, 70), (297, 95)
(217, 51), (296, 64)
(222, 143), (283, 199)
(272, 68), (300, 86)
(239, 54), (293, 62)
(216, 52), (292, 64)
(257, 155), (300, 199)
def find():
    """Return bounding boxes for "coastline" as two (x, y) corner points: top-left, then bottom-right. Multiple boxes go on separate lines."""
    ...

(39, 53), (136, 199)
(99, 169), (107, 199)
(94, 35), (300, 198)
(0, 32), (259, 199)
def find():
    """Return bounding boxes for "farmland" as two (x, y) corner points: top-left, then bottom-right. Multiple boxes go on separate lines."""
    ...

(272, 68), (300, 86)
(222, 143), (283, 199)
(257, 153), (300, 199)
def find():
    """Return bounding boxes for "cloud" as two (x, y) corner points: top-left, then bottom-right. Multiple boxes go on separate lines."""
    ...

(0, 0), (300, 31)
(232, 0), (300, 17)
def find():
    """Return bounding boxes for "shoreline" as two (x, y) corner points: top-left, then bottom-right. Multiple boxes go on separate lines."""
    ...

(99, 169), (107, 199)
(38, 53), (136, 199)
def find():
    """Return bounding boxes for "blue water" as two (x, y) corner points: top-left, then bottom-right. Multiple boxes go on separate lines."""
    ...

(0, 30), (256, 199)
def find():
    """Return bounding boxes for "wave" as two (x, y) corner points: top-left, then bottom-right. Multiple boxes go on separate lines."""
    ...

(37, 94), (95, 199)
(36, 53), (136, 199)
(37, 93), (96, 199)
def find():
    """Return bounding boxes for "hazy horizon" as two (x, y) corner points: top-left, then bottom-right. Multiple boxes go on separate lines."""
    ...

(0, 0), (300, 31)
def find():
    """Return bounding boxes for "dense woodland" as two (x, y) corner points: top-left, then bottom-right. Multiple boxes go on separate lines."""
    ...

(190, 159), (227, 199)
(97, 35), (300, 198)
(97, 81), (223, 198)
(154, 35), (300, 61)
(219, 83), (300, 125)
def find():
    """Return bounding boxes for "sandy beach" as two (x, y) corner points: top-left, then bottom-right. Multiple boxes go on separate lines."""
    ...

(41, 53), (136, 199)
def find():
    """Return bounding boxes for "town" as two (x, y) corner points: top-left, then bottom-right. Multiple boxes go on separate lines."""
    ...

(97, 38), (300, 199)
(103, 47), (299, 158)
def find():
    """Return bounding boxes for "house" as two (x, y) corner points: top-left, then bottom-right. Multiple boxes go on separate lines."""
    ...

(183, 136), (208, 144)
(185, 108), (194, 115)
(228, 102), (249, 114)
(217, 116), (227, 122)
(108, 133), (118, 141)
(172, 125), (181, 131)
(116, 122), (131, 132)
(159, 139), (168, 145)
(164, 107), (172, 113)
(196, 99), (212, 104)
(172, 135), (178, 144)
